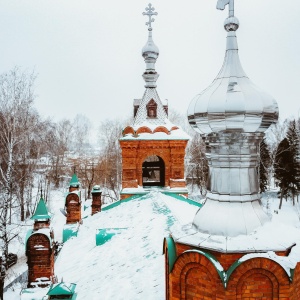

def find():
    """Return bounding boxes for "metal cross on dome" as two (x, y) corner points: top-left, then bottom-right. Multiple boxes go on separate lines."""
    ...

(217, 0), (234, 17)
(143, 3), (158, 30)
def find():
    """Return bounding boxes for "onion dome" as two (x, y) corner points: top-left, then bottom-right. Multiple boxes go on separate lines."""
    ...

(142, 3), (159, 88)
(188, 2), (278, 135)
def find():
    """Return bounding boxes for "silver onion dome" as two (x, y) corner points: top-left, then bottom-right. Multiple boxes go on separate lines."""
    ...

(142, 29), (159, 70)
(187, 0), (279, 238)
(188, 10), (278, 134)
(141, 3), (159, 88)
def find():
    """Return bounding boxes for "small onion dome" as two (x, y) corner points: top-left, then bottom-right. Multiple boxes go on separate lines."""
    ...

(188, 31), (278, 135)
(142, 29), (159, 64)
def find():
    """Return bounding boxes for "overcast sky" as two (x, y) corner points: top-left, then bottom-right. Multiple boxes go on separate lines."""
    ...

(1, 0), (299, 129)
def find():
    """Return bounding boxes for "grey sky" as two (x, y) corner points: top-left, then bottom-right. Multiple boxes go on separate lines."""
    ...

(1, 0), (299, 128)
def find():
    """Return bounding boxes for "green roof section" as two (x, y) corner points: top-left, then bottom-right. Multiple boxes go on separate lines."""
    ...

(47, 282), (77, 296)
(69, 173), (80, 187)
(163, 236), (177, 273)
(63, 224), (79, 243)
(96, 228), (127, 246)
(91, 185), (102, 194)
(31, 198), (51, 220)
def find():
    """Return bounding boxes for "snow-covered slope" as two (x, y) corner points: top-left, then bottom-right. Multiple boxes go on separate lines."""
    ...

(55, 192), (199, 300)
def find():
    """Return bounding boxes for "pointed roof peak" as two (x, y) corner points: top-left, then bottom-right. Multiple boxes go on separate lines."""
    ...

(133, 88), (169, 128)
(69, 173), (80, 187)
(31, 198), (51, 220)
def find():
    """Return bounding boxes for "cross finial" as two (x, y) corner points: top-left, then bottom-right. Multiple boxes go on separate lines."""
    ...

(142, 3), (158, 30)
(217, 0), (234, 17)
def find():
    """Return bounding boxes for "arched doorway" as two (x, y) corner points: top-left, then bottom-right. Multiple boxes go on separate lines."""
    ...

(142, 155), (165, 187)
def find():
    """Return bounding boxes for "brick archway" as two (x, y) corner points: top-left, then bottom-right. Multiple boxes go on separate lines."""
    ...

(236, 268), (278, 299)
(227, 257), (290, 299)
(142, 155), (165, 187)
(138, 149), (171, 187)
(181, 263), (217, 300)
(169, 251), (222, 300)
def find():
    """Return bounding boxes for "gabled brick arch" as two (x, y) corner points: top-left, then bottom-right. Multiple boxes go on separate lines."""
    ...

(236, 268), (278, 299)
(170, 251), (223, 300)
(227, 257), (290, 299)
(26, 233), (54, 287)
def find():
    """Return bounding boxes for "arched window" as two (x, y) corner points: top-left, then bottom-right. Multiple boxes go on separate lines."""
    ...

(146, 99), (157, 118)
(142, 155), (165, 187)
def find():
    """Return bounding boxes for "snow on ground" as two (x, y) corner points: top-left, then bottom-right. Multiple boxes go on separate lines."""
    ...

(4, 186), (300, 300)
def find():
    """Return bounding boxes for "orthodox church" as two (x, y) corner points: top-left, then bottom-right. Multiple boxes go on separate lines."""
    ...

(18, 1), (300, 300)
(119, 3), (190, 199)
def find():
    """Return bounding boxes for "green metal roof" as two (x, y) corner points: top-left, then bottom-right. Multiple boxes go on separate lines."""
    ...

(63, 224), (79, 243)
(96, 228), (127, 246)
(69, 173), (80, 187)
(31, 198), (51, 220)
(91, 185), (102, 194)
(163, 236), (177, 273)
(47, 282), (77, 296)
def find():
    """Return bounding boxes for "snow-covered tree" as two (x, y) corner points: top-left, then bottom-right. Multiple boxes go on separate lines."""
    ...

(0, 68), (37, 260)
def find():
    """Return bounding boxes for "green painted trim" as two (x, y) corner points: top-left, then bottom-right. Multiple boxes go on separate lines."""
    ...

(69, 173), (80, 187)
(47, 282), (76, 296)
(226, 259), (242, 285)
(290, 268), (295, 282)
(162, 192), (203, 207)
(63, 224), (79, 243)
(175, 249), (226, 287)
(31, 198), (51, 220)
(227, 255), (294, 285)
(102, 195), (142, 211)
(96, 228), (127, 246)
(164, 237), (177, 273)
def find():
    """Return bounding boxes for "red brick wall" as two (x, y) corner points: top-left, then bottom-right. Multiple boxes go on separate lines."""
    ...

(92, 193), (102, 215)
(167, 244), (298, 299)
(26, 233), (54, 287)
(66, 193), (81, 224)
(120, 139), (187, 194)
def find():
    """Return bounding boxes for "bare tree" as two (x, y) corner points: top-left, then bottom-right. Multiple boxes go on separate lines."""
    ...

(0, 68), (37, 260)
(72, 114), (91, 154)
(98, 119), (124, 200)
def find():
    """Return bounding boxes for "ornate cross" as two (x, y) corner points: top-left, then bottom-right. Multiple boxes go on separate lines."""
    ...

(216, 0), (234, 17)
(142, 3), (158, 29)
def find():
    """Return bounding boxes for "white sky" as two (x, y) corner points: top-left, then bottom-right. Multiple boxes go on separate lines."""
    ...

(1, 0), (299, 128)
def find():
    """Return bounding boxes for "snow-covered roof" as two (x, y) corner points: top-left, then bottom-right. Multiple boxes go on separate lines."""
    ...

(171, 212), (299, 253)
(133, 88), (168, 127)
(54, 192), (200, 299)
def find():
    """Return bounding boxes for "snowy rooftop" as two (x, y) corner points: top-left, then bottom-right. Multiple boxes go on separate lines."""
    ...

(5, 190), (300, 300)
(54, 192), (199, 299)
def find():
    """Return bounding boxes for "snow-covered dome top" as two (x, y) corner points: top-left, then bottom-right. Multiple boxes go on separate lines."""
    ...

(188, 3), (278, 135)
(120, 4), (189, 142)
(142, 29), (159, 64)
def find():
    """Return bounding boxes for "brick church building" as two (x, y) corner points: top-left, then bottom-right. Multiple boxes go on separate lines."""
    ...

(119, 4), (190, 200)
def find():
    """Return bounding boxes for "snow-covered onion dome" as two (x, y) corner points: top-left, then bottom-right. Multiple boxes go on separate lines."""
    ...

(187, 0), (279, 237)
(188, 4), (278, 134)
(141, 4), (159, 88)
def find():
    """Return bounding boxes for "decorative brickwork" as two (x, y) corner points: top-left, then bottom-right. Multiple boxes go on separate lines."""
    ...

(91, 186), (102, 215)
(65, 192), (81, 224)
(26, 233), (54, 287)
(165, 241), (300, 299)
(120, 139), (188, 199)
